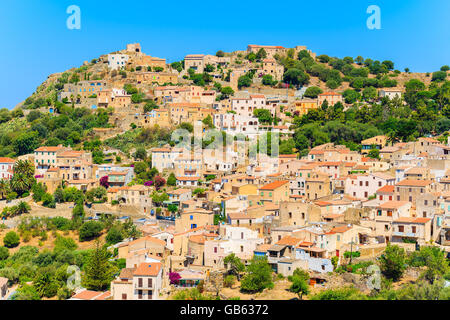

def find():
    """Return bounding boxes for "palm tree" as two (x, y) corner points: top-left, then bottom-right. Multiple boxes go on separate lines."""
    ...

(16, 201), (31, 215)
(0, 179), (10, 200)
(10, 160), (35, 196)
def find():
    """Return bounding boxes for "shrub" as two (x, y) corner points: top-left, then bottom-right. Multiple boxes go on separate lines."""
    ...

(106, 226), (124, 245)
(344, 251), (361, 259)
(79, 221), (104, 242)
(0, 246), (9, 260)
(3, 231), (20, 248)
(224, 275), (236, 288)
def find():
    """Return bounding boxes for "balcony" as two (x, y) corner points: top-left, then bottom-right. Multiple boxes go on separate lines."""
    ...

(135, 283), (154, 290)
(392, 231), (418, 238)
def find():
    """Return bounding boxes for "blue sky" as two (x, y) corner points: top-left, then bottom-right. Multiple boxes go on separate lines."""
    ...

(0, 0), (449, 109)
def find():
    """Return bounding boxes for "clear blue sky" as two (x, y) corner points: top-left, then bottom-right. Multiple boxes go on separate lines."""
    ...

(0, 0), (449, 109)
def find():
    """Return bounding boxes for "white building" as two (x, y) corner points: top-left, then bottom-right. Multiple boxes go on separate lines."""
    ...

(214, 113), (260, 138)
(379, 89), (403, 100)
(108, 54), (129, 70)
(231, 94), (267, 117)
(0, 158), (15, 180)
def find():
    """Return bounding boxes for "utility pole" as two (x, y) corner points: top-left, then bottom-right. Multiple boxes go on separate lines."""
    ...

(349, 240), (354, 265)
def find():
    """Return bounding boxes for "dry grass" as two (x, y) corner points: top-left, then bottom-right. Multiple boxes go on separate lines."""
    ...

(0, 227), (107, 254)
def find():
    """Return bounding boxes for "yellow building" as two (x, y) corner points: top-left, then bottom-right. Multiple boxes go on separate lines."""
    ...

(136, 72), (178, 85)
(292, 99), (318, 116)
(175, 209), (215, 233)
(258, 180), (290, 205)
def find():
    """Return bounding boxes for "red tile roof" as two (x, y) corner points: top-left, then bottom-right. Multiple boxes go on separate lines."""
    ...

(396, 179), (432, 187)
(133, 262), (162, 277)
(260, 180), (288, 190)
(377, 185), (395, 194)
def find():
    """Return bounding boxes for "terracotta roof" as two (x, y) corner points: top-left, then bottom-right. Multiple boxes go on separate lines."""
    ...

(319, 92), (342, 96)
(119, 268), (136, 280)
(133, 262), (162, 277)
(378, 201), (410, 210)
(260, 180), (288, 190)
(109, 171), (128, 176)
(152, 148), (172, 152)
(35, 146), (64, 152)
(377, 185), (395, 194)
(169, 188), (191, 195)
(0, 157), (15, 163)
(276, 236), (302, 246)
(228, 212), (251, 220)
(127, 236), (166, 247)
(176, 176), (200, 181)
(279, 154), (297, 159)
(396, 179), (432, 187)
(323, 214), (344, 220)
(394, 217), (431, 224)
(72, 290), (110, 300)
(255, 244), (272, 252)
(189, 234), (206, 244)
(328, 225), (352, 234)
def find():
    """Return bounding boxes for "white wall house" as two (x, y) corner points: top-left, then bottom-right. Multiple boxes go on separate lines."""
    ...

(108, 54), (129, 70)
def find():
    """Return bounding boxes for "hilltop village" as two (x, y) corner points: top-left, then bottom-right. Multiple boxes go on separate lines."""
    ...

(0, 43), (449, 300)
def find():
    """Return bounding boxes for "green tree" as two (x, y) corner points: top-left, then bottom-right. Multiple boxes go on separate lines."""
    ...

(79, 221), (104, 242)
(134, 147), (147, 160)
(224, 253), (245, 280)
(289, 276), (309, 299)
(262, 75), (277, 86)
(253, 109), (273, 124)
(304, 86), (323, 99)
(12, 284), (41, 300)
(202, 115), (215, 129)
(106, 226), (124, 245)
(432, 71), (447, 82)
(283, 68), (310, 87)
(256, 48), (267, 60)
(13, 131), (40, 156)
(10, 160), (36, 196)
(379, 244), (407, 282)
(238, 75), (252, 89)
(82, 241), (116, 291)
(3, 231), (20, 248)
(167, 173), (177, 186)
(367, 149), (380, 159)
(0, 246), (9, 260)
(240, 256), (273, 293)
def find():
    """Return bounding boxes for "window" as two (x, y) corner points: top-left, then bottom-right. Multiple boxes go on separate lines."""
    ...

(148, 278), (152, 287)
(387, 211), (393, 217)
(398, 226), (404, 232)
(138, 278), (143, 287)
(138, 290), (143, 300)
(412, 226), (417, 233)
(122, 294), (127, 300)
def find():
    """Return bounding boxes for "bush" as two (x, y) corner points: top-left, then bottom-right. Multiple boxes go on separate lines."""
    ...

(344, 251), (361, 259)
(0, 246), (9, 260)
(224, 275), (236, 288)
(3, 231), (20, 248)
(79, 221), (104, 242)
(41, 193), (56, 208)
(106, 226), (124, 245)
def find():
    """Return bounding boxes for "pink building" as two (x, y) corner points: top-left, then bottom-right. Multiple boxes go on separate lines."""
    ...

(0, 157), (15, 180)
(345, 173), (395, 200)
